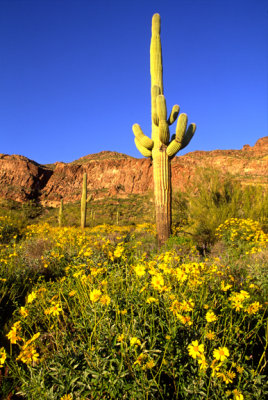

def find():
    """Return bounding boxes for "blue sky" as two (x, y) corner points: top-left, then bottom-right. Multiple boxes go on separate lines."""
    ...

(0, 0), (267, 164)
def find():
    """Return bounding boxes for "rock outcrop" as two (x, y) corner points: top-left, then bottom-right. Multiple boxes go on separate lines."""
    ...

(0, 137), (267, 207)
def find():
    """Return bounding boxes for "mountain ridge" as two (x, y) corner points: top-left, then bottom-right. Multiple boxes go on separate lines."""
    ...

(0, 137), (267, 207)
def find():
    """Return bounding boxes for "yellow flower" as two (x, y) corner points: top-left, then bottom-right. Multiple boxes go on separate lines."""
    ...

(6, 321), (21, 344)
(130, 337), (141, 346)
(188, 340), (205, 359)
(24, 332), (41, 347)
(210, 359), (222, 377)
(245, 301), (262, 314)
(175, 268), (187, 283)
(27, 291), (37, 303)
(217, 370), (236, 384)
(20, 306), (29, 318)
(170, 299), (181, 314)
(144, 359), (155, 369)
(205, 310), (218, 323)
(100, 294), (111, 306)
(114, 245), (124, 258)
(0, 347), (7, 367)
(236, 365), (244, 374)
(151, 274), (164, 290)
(134, 353), (146, 365)
(177, 314), (192, 326)
(133, 264), (146, 277)
(68, 290), (76, 297)
(16, 345), (39, 365)
(213, 346), (229, 362)
(90, 289), (102, 302)
(198, 355), (208, 371)
(47, 302), (62, 316)
(220, 281), (232, 291)
(180, 299), (195, 312)
(146, 297), (158, 304)
(60, 395), (73, 400)
(233, 389), (244, 400)
(205, 330), (216, 340)
(117, 334), (124, 343)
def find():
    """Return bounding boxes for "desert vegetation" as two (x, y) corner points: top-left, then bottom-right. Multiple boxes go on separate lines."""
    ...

(133, 13), (196, 246)
(0, 168), (267, 399)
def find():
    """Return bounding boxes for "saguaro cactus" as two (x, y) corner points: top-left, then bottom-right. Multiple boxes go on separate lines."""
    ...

(58, 199), (63, 227)
(81, 172), (87, 229)
(133, 14), (196, 247)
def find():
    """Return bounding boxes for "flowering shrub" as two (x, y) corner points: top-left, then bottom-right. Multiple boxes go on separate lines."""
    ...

(216, 218), (268, 255)
(0, 222), (267, 399)
(0, 216), (20, 244)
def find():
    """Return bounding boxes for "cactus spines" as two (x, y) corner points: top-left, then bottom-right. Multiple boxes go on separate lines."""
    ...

(58, 199), (63, 227)
(132, 14), (196, 246)
(81, 172), (87, 229)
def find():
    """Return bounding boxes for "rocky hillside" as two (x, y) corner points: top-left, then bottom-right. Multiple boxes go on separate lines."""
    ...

(0, 137), (267, 207)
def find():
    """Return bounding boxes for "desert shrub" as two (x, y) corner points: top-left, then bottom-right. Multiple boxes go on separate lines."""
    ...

(1, 224), (267, 399)
(172, 191), (189, 228)
(0, 216), (21, 244)
(215, 218), (268, 257)
(21, 200), (43, 220)
(239, 185), (268, 232)
(172, 168), (268, 252)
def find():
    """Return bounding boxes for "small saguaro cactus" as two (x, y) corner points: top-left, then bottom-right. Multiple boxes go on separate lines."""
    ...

(132, 13), (196, 247)
(58, 199), (63, 227)
(81, 172), (87, 229)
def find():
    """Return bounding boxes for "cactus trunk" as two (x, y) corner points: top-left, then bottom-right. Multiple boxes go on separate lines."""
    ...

(58, 199), (63, 228)
(150, 14), (170, 246)
(132, 14), (196, 247)
(81, 173), (87, 229)
(153, 149), (171, 246)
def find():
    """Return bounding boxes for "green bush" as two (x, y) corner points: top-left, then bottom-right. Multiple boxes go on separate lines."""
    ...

(0, 216), (21, 244)
(172, 168), (268, 253)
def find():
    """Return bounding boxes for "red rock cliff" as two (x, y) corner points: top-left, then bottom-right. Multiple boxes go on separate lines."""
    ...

(0, 137), (267, 206)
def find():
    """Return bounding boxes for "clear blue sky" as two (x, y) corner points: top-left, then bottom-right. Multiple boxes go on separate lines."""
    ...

(0, 0), (267, 164)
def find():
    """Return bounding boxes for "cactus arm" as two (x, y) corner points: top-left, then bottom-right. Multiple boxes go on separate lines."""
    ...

(180, 123), (196, 150)
(156, 94), (170, 145)
(175, 113), (188, 142)
(167, 105), (180, 125)
(134, 138), (152, 157)
(132, 124), (154, 149)
(166, 117), (196, 157)
(166, 139), (182, 157)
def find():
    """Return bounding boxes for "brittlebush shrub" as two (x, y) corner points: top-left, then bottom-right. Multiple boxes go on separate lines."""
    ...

(172, 168), (268, 251)
(1, 224), (267, 400)
(215, 218), (268, 256)
(0, 216), (21, 244)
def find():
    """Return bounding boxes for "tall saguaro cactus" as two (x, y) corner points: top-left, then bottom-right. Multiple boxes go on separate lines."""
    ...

(81, 172), (87, 229)
(58, 199), (63, 227)
(133, 14), (196, 247)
